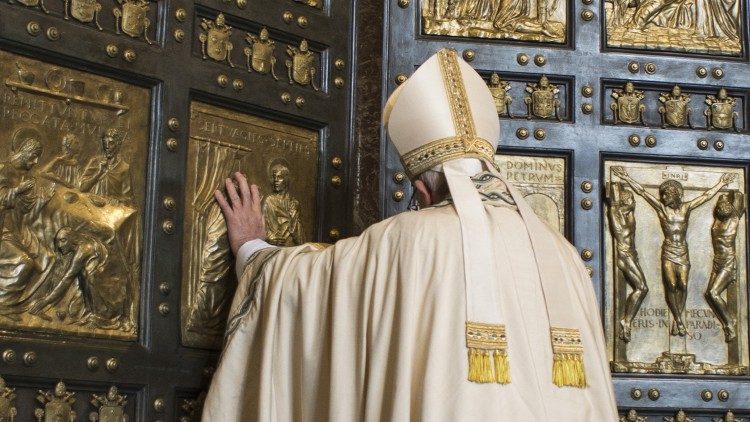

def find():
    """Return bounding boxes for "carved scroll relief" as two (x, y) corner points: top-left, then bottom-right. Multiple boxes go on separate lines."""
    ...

(605, 0), (743, 55)
(494, 154), (566, 234)
(0, 50), (147, 340)
(182, 102), (319, 348)
(422, 0), (566, 43)
(604, 160), (748, 375)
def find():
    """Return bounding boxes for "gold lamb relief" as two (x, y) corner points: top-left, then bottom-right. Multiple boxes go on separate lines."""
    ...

(604, 160), (748, 375)
(0, 50), (147, 340)
(421, 0), (566, 43)
(182, 102), (318, 348)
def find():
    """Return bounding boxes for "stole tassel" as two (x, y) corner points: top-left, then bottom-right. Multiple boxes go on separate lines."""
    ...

(550, 327), (587, 388)
(466, 322), (510, 384)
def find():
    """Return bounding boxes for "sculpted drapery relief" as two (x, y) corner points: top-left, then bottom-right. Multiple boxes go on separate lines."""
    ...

(605, 161), (748, 375)
(182, 102), (318, 348)
(0, 51), (147, 340)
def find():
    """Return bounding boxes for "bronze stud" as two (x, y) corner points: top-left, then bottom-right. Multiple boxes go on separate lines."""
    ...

(581, 198), (593, 210)
(534, 128), (546, 140)
(631, 388), (643, 400)
(395, 73), (408, 85)
(645, 135), (657, 147)
(236, 0), (247, 8)
(174, 28), (185, 42)
(717, 389), (729, 401)
(87, 356), (100, 371)
(105, 357), (119, 372)
(216, 74), (228, 88)
(648, 388), (660, 401)
(580, 181), (593, 193)
(712, 67), (724, 79)
(158, 302), (170, 316)
(534, 54), (546, 66)
(580, 9), (594, 20)
(153, 398), (166, 413)
(46, 27), (60, 41)
(328, 228), (340, 240)
(331, 156), (343, 169)
(581, 85), (593, 97)
(701, 389), (713, 402)
(627, 61), (639, 73)
(297, 16), (308, 28)
(162, 196), (176, 211)
(2, 349), (16, 364)
(232, 79), (244, 91)
(696, 66), (708, 78)
(393, 172), (406, 184)
(27, 21), (41, 36)
(581, 249), (593, 261)
(516, 127), (529, 139)
(714, 140), (725, 151)
(281, 92), (292, 104)
(161, 219), (174, 234)
(168, 117), (180, 131)
(175, 8), (186, 22)
(283, 11), (294, 24)
(334, 77), (344, 88)
(159, 282), (171, 296)
(628, 134), (640, 146)
(123, 49), (136, 63)
(23, 351), (37, 366)
(106, 44), (119, 58)
(644, 63), (656, 74)
(463, 49), (476, 62)
(581, 103), (593, 114)
(166, 138), (178, 151)
(393, 190), (405, 201)
(295, 96), (305, 108)
(517, 53), (529, 66)
(697, 138), (709, 150)
(330, 175), (342, 187)
(398, 0), (410, 7)
(335, 58), (345, 69)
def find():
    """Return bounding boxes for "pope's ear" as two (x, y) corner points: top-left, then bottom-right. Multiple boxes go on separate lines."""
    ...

(413, 179), (432, 207)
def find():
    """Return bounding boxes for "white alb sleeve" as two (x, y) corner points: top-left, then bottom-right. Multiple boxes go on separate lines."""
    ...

(235, 239), (275, 278)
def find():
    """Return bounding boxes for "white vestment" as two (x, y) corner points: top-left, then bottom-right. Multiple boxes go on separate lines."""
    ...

(203, 178), (618, 421)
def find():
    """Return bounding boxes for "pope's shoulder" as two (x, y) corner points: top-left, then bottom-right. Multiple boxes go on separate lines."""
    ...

(359, 204), (460, 242)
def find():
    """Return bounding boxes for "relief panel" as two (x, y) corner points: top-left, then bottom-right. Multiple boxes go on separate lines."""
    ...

(494, 154), (566, 234)
(604, 160), (749, 375)
(181, 101), (319, 348)
(0, 50), (148, 340)
(422, 0), (567, 43)
(604, 0), (743, 56)
(481, 72), (572, 122)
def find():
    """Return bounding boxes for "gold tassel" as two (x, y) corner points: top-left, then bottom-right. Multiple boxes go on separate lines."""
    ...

(467, 349), (494, 383)
(493, 350), (510, 384)
(550, 327), (587, 388)
(466, 322), (509, 384)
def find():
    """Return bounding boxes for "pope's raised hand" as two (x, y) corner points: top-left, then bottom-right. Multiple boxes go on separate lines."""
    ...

(214, 172), (266, 255)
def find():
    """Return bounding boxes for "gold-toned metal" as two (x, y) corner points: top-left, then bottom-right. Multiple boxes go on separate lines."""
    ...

(27, 21), (41, 36)
(697, 66), (708, 78)
(606, 0), (742, 56)
(181, 392), (207, 421)
(582, 103), (593, 114)
(63, 0), (103, 30)
(0, 376), (17, 421)
(286, 40), (320, 91)
(295, 96), (305, 108)
(91, 386), (127, 421)
(2, 350), (15, 364)
(244, 28), (280, 80)
(398, 0), (410, 7)
(158, 282), (171, 296)
(628, 61), (639, 73)
(533, 128), (546, 140)
(158, 302), (170, 316)
(714, 140), (725, 151)
(605, 161), (748, 375)
(705, 88), (740, 132)
(701, 389), (714, 401)
(281, 92), (292, 104)
(87, 356), (99, 371)
(328, 228), (340, 240)
(487, 73), (513, 118)
(0, 51), (146, 340)
(422, 0), (566, 43)
(620, 409), (646, 421)
(297, 16), (308, 28)
(630, 387), (643, 400)
(36, 381), (76, 420)
(645, 63), (657, 74)
(581, 249), (594, 261)
(105, 357), (119, 372)
(516, 127), (529, 139)
(331, 156), (343, 169)
(395, 73), (408, 84)
(582, 0), (593, 4)
(175, 8), (186, 22)
(163, 197), (176, 211)
(645, 135), (657, 147)
(517, 53), (529, 66)
(335, 58), (345, 70)
(162, 219), (174, 234)
(23, 351), (37, 366)
(586, 266), (593, 277)
(393, 190), (405, 201)
(166, 138), (178, 151)
(717, 389), (729, 401)
(659, 85), (694, 129)
(123, 49), (136, 63)
(713, 410), (742, 422)
(330, 175), (342, 187)
(169, 117), (180, 131)
(581, 181), (593, 193)
(393, 172), (406, 184)
(237, 0), (247, 8)
(334, 77), (344, 88)
(181, 102), (319, 348)
(46, 27), (60, 41)
(712, 67), (725, 79)
(524, 75), (561, 120)
(232, 79), (244, 92)
(582, 85), (593, 97)
(581, 9), (594, 20)
(16, 0), (49, 13)
(200, 14), (235, 67)
(174, 28), (185, 42)
(106, 44), (119, 57)
(216, 74), (228, 88)
(113, 0), (153, 44)
(153, 397), (166, 413)
(648, 388), (660, 400)
(462, 49), (476, 62)
(581, 197), (593, 210)
(495, 154), (566, 233)
(665, 410), (695, 422)
(534, 54), (546, 66)
(611, 82), (646, 125)
(697, 138), (709, 150)
(283, 11), (294, 24)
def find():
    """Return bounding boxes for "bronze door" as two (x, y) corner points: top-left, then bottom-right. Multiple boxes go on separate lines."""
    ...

(383, 0), (749, 419)
(0, 0), (354, 419)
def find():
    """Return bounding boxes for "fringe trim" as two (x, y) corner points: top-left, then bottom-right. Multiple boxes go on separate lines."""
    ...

(550, 327), (587, 388)
(466, 321), (510, 384)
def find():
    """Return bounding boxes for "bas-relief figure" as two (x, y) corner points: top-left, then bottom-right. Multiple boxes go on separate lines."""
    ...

(182, 102), (318, 348)
(0, 376), (18, 422)
(605, 0), (742, 56)
(0, 51), (147, 340)
(605, 161), (749, 375)
(422, 0), (566, 43)
(705, 88), (740, 132)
